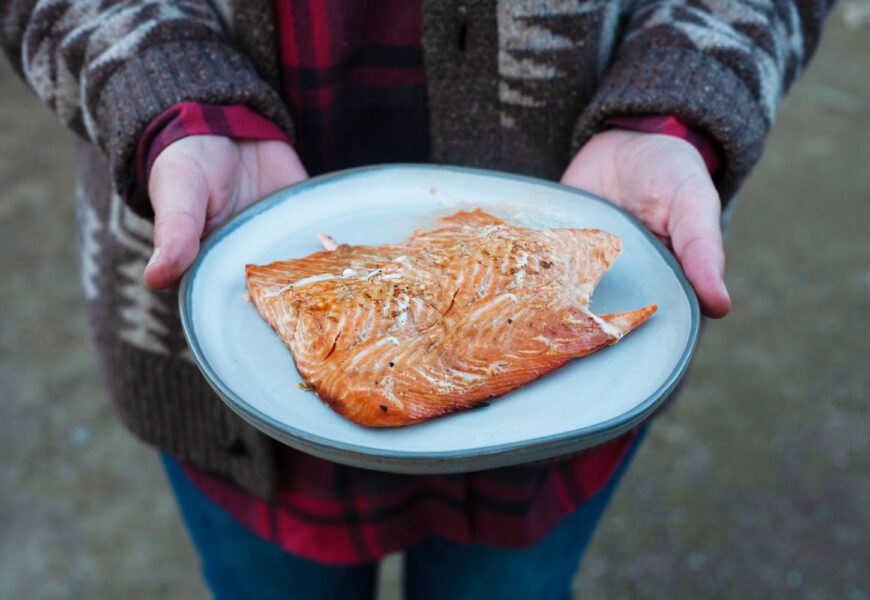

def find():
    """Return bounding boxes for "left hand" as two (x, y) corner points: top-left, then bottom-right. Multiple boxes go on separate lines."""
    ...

(561, 129), (731, 318)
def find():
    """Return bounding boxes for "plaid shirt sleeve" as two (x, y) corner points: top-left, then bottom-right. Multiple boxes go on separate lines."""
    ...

(128, 102), (291, 217)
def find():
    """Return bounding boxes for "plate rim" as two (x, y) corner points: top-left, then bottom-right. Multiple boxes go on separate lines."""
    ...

(179, 163), (700, 473)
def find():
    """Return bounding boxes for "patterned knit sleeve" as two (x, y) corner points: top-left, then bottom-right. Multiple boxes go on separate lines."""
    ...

(573, 0), (834, 202)
(0, 0), (293, 197)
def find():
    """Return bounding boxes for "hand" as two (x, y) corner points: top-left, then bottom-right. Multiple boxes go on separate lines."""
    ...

(561, 129), (731, 318)
(143, 135), (308, 289)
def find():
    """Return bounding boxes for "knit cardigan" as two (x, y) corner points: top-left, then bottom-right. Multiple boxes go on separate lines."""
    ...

(1, 0), (831, 498)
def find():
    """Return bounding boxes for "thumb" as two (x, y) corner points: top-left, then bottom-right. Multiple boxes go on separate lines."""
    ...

(144, 160), (209, 290)
(668, 173), (732, 318)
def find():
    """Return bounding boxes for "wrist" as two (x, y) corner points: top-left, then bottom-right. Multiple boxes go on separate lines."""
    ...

(129, 103), (291, 218)
(604, 115), (722, 175)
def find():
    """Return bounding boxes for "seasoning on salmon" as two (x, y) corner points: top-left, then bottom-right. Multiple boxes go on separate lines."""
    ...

(245, 209), (657, 427)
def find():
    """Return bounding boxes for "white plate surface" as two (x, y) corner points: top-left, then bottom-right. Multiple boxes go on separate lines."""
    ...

(180, 165), (699, 473)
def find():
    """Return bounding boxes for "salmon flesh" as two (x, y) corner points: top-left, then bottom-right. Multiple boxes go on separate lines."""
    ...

(246, 209), (657, 427)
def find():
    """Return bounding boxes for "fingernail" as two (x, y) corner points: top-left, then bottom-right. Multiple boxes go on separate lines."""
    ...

(720, 278), (730, 301)
(146, 247), (161, 269)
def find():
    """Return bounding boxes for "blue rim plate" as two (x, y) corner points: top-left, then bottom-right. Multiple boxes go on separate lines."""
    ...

(179, 164), (699, 473)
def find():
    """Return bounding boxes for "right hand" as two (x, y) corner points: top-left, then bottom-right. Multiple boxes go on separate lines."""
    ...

(144, 135), (308, 289)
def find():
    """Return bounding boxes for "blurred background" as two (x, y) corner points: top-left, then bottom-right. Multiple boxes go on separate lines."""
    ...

(1, 5), (868, 599)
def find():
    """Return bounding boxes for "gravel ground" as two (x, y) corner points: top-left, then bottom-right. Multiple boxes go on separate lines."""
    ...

(1, 8), (868, 600)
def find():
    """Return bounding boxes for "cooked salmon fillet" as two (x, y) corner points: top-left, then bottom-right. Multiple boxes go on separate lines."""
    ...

(246, 209), (657, 427)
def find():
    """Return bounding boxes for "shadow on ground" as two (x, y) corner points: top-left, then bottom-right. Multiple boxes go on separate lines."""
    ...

(1, 7), (868, 600)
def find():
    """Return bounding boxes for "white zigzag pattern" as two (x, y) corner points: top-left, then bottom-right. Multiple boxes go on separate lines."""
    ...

(75, 182), (102, 302)
(105, 193), (167, 355)
(497, 0), (619, 124)
(116, 260), (170, 355)
(634, 0), (804, 124)
(23, 0), (223, 140)
(104, 193), (196, 363)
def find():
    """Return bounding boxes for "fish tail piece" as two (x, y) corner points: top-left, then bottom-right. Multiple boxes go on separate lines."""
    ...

(601, 304), (658, 339)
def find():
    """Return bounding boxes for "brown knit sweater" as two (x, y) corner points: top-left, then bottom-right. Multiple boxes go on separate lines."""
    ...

(1, 0), (832, 498)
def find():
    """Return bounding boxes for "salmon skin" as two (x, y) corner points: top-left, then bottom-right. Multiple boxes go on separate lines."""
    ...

(246, 209), (657, 427)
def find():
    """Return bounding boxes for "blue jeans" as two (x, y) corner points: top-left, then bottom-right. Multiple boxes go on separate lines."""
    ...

(161, 428), (645, 600)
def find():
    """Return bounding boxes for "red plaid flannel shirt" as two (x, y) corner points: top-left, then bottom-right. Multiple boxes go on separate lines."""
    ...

(133, 0), (720, 565)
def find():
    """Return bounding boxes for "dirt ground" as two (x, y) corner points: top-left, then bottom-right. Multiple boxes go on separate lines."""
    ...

(1, 7), (868, 600)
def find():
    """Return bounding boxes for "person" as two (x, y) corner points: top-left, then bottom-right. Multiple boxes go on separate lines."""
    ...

(1, 1), (831, 598)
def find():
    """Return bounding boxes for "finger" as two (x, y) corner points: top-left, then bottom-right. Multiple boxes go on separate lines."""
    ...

(668, 174), (732, 318)
(676, 234), (731, 318)
(144, 162), (208, 290)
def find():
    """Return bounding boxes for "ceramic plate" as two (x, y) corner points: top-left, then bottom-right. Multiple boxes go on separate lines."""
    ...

(179, 165), (699, 473)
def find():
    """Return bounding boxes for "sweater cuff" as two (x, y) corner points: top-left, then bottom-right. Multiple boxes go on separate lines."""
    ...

(95, 40), (295, 217)
(574, 46), (768, 204)
(129, 103), (291, 217)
